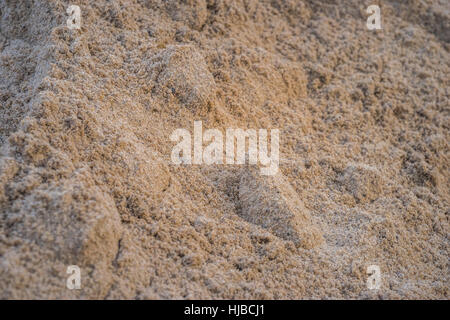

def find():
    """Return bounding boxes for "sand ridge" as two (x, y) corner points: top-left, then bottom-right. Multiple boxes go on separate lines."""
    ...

(0, 0), (448, 299)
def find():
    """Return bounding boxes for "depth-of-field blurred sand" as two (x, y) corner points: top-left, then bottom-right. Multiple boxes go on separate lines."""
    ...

(0, 0), (448, 299)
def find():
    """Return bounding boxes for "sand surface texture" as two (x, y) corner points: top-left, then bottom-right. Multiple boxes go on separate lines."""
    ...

(0, 0), (448, 299)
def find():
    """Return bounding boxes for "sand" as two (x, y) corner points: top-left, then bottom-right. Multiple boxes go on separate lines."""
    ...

(0, 0), (448, 299)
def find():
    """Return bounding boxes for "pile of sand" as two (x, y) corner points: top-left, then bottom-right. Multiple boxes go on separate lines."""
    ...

(0, 0), (448, 299)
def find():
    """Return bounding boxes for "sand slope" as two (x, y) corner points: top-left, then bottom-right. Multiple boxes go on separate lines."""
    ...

(0, 0), (448, 299)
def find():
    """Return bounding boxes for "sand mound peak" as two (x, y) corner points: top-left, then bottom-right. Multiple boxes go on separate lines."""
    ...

(151, 44), (216, 111)
(239, 168), (324, 249)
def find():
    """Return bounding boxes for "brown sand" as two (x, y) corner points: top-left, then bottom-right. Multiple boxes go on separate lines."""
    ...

(0, 0), (448, 299)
